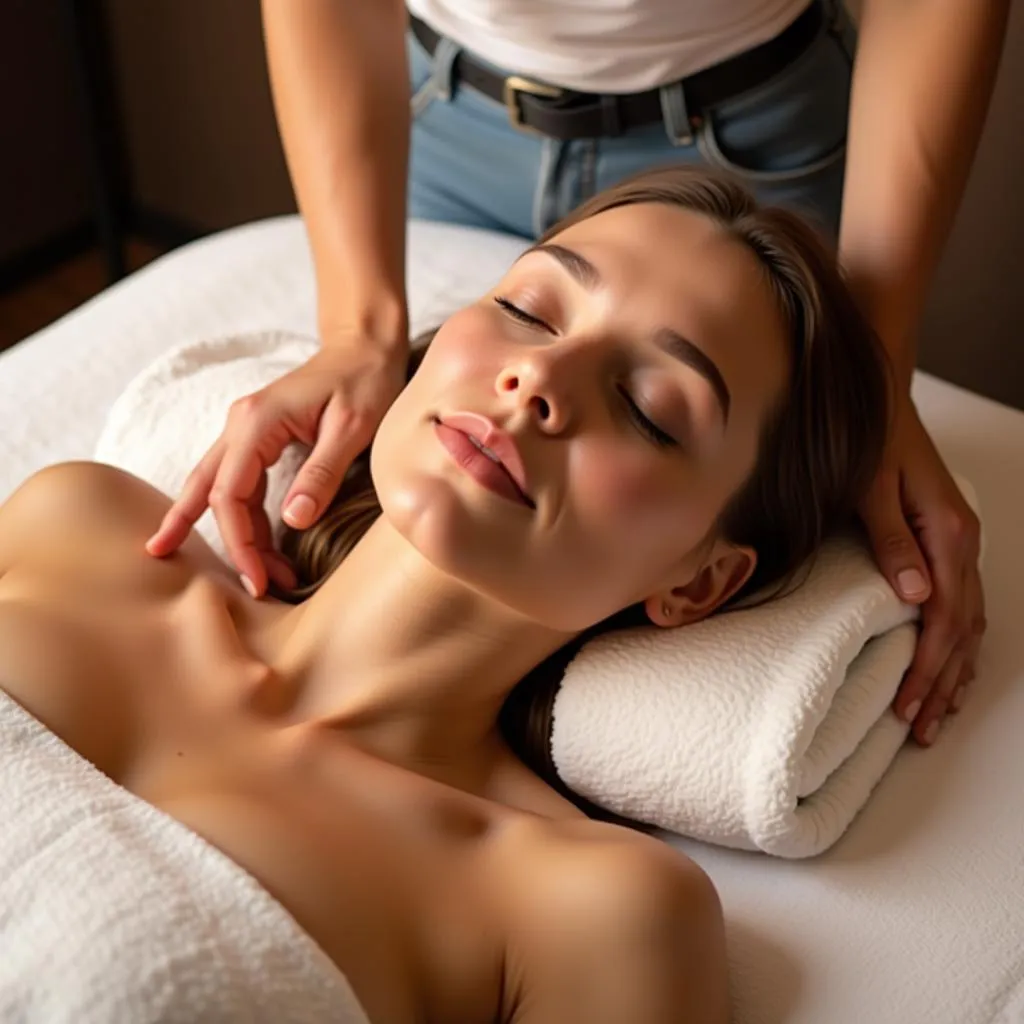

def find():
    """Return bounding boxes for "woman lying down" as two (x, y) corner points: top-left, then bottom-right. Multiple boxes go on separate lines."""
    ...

(0, 168), (888, 1023)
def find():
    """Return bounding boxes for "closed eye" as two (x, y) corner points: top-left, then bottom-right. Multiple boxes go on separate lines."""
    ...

(495, 296), (551, 330)
(497, 297), (677, 448)
(619, 387), (678, 448)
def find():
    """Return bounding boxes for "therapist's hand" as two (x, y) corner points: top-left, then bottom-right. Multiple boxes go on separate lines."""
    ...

(146, 338), (408, 597)
(857, 396), (986, 748)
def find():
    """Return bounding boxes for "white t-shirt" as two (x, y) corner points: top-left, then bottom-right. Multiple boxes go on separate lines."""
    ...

(405, 0), (814, 94)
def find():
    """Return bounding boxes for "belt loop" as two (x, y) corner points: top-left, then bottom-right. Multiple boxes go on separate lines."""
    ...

(430, 37), (461, 102)
(824, 0), (843, 32)
(658, 82), (694, 147)
(600, 95), (622, 137)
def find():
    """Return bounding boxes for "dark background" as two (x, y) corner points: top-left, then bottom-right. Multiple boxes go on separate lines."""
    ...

(1, 0), (1022, 409)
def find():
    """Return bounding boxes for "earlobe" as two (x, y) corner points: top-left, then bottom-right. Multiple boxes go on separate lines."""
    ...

(645, 543), (757, 627)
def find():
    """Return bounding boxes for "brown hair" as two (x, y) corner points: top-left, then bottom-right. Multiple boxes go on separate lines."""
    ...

(278, 167), (891, 825)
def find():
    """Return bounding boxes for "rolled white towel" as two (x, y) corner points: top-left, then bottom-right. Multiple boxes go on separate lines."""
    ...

(554, 535), (919, 859)
(94, 330), (981, 859)
(559, 472), (982, 859)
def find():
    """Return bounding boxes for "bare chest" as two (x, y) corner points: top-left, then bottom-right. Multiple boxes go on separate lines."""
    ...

(0, 568), (511, 1023)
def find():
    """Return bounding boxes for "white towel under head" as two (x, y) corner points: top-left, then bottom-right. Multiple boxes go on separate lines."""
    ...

(552, 535), (921, 858)
(94, 330), (981, 859)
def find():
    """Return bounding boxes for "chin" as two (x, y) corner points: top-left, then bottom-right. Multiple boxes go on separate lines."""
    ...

(370, 425), (607, 631)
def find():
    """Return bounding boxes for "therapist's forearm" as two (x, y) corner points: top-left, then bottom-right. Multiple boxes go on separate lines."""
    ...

(262, 0), (411, 350)
(838, 0), (1011, 393)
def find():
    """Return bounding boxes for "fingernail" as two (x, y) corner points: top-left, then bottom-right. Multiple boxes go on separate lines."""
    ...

(283, 495), (316, 528)
(897, 568), (928, 599)
(952, 688), (966, 711)
(904, 699), (922, 723)
(923, 720), (940, 745)
(240, 574), (259, 599)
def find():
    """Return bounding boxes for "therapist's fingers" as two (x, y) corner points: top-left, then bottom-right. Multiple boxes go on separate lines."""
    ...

(207, 448), (275, 595)
(911, 648), (965, 746)
(859, 465), (933, 609)
(246, 477), (297, 593)
(281, 397), (370, 529)
(897, 516), (972, 737)
(899, 583), (962, 725)
(146, 441), (224, 556)
(948, 637), (978, 716)
(962, 558), (987, 681)
(949, 568), (986, 715)
(204, 405), (302, 593)
(264, 551), (299, 593)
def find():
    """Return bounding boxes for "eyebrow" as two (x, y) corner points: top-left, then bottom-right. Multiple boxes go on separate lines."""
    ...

(528, 242), (732, 425)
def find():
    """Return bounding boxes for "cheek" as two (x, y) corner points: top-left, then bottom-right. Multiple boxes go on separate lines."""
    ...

(567, 443), (709, 580)
(416, 309), (497, 387)
(571, 443), (689, 534)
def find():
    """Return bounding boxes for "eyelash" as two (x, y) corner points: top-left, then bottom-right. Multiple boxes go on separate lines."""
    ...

(619, 388), (677, 448)
(495, 296), (544, 326)
(494, 296), (679, 449)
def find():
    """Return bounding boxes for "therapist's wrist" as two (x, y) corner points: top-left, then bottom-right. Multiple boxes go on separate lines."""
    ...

(841, 270), (919, 396)
(318, 292), (409, 356)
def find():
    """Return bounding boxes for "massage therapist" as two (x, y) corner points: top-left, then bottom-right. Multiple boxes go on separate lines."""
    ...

(148, 0), (1009, 750)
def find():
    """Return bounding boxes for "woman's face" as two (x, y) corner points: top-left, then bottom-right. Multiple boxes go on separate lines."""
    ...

(372, 202), (790, 632)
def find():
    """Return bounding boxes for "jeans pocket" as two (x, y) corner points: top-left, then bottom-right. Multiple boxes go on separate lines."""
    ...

(697, 119), (845, 185)
(696, 26), (852, 186)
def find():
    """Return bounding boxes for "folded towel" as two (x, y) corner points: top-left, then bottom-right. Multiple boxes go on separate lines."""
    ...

(94, 331), (981, 859)
(95, 330), (320, 561)
(0, 690), (370, 1023)
(552, 487), (982, 860)
(554, 539), (919, 858)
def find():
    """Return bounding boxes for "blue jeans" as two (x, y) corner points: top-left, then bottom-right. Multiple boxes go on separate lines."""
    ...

(408, 1), (856, 242)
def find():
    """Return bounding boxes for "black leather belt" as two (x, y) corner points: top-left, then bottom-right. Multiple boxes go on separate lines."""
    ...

(411, 2), (824, 140)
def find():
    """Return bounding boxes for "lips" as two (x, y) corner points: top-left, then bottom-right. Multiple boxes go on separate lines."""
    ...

(434, 412), (534, 509)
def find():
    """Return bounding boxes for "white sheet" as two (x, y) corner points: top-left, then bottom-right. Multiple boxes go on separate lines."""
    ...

(2, 216), (1022, 1024)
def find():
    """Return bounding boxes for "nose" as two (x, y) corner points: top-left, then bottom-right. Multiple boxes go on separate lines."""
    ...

(495, 339), (591, 434)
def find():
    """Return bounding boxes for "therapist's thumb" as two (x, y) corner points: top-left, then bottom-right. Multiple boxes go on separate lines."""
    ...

(859, 472), (933, 605)
(282, 406), (364, 531)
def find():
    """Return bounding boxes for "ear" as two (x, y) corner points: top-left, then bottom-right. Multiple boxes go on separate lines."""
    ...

(644, 539), (757, 628)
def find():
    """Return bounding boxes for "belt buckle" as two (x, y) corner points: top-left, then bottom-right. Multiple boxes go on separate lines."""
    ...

(503, 75), (562, 135)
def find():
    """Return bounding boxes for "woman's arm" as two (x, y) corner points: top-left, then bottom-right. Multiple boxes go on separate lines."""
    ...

(838, 0), (1012, 390)
(261, 0), (411, 351)
(838, 0), (1007, 745)
(512, 838), (730, 1023)
(145, 2), (416, 585)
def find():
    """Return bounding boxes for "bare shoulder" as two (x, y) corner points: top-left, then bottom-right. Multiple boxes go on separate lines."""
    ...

(1, 460), (169, 532)
(501, 817), (730, 1023)
(512, 814), (722, 928)
(0, 461), (171, 571)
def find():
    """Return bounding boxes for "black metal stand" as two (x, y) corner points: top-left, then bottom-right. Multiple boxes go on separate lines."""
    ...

(61, 0), (129, 285)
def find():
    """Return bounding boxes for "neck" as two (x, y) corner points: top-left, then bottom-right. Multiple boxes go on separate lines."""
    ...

(258, 518), (574, 779)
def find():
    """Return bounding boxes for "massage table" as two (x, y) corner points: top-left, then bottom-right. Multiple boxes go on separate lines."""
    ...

(1, 217), (1021, 1024)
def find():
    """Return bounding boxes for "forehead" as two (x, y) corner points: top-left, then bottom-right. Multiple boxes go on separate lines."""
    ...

(543, 202), (791, 428)
(551, 202), (763, 302)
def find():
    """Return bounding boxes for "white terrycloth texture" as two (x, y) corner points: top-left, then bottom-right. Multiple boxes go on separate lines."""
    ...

(92, 328), (979, 860)
(95, 330), (321, 561)
(554, 540), (919, 859)
(0, 689), (370, 1023)
(3, 214), (1023, 1024)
